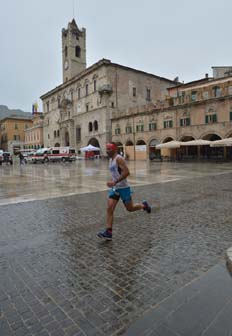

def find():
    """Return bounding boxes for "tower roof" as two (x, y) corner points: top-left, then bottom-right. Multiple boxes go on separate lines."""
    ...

(69, 18), (78, 29)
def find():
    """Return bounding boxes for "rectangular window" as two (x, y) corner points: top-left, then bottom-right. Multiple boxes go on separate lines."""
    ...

(78, 88), (81, 99)
(230, 111), (232, 121)
(94, 80), (97, 92)
(133, 87), (136, 97)
(149, 123), (156, 131)
(46, 102), (49, 112)
(136, 125), (144, 132)
(76, 127), (81, 142)
(57, 130), (60, 137)
(146, 88), (151, 101)
(191, 91), (197, 102)
(180, 118), (190, 127)
(86, 104), (89, 112)
(205, 114), (217, 124)
(164, 120), (173, 128)
(86, 84), (89, 96)
(126, 126), (132, 134)
(213, 86), (221, 97)
(115, 128), (121, 135)
(203, 91), (209, 100)
(15, 124), (18, 130)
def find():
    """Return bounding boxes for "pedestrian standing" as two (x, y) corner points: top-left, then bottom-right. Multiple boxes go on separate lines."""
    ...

(19, 152), (25, 165)
(97, 142), (151, 240)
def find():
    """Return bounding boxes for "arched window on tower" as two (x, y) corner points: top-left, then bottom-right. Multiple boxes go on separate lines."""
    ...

(94, 120), (98, 131)
(65, 46), (68, 57)
(88, 122), (93, 132)
(75, 46), (81, 58)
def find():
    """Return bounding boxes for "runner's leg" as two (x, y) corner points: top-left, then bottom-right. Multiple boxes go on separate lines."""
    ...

(106, 198), (119, 229)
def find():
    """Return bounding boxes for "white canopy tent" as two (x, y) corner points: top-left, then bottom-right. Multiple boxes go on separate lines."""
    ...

(80, 144), (101, 152)
(156, 140), (182, 149)
(180, 139), (212, 146)
(210, 137), (232, 147)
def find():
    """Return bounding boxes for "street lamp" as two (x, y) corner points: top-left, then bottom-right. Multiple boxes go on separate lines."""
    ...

(133, 115), (136, 161)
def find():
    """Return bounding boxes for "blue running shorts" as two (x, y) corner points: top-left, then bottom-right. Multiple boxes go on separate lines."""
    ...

(108, 186), (132, 204)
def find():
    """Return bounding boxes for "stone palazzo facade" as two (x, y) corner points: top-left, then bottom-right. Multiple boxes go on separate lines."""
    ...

(112, 67), (232, 160)
(40, 19), (175, 154)
(40, 19), (232, 160)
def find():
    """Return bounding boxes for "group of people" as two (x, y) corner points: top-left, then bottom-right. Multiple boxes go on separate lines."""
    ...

(97, 142), (151, 240)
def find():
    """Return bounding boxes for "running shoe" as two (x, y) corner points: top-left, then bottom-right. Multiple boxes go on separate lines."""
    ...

(142, 200), (151, 213)
(97, 229), (112, 240)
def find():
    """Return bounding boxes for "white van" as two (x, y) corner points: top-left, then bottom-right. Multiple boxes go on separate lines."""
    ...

(31, 148), (50, 164)
(48, 147), (76, 162)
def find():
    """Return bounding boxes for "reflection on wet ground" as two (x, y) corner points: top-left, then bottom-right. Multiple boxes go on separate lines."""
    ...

(1, 161), (232, 335)
(0, 160), (232, 205)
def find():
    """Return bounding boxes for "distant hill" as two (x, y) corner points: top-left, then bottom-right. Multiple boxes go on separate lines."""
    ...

(0, 105), (33, 120)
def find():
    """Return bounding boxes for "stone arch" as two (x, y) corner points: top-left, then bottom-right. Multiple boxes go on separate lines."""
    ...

(54, 143), (60, 147)
(201, 133), (221, 141)
(179, 135), (195, 141)
(115, 141), (123, 155)
(149, 138), (159, 147)
(162, 136), (175, 143)
(225, 131), (232, 138)
(88, 138), (100, 148)
(149, 138), (161, 161)
(125, 140), (134, 146)
(136, 139), (146, 145)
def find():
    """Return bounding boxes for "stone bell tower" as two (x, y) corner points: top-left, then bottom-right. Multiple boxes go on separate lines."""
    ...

(62, 19), (86, 82)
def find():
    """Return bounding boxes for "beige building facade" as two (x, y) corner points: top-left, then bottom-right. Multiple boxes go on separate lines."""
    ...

(0, 117), (33, 152)
(112, 67), (232, 160)
(24, 112), (44, 149)
(40, 19), (176, 154)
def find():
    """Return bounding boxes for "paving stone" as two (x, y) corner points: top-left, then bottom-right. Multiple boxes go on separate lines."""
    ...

(1, 172), (232, 335)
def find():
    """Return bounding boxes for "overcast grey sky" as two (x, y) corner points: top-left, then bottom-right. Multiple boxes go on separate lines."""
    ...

(0, 0), (231, 112)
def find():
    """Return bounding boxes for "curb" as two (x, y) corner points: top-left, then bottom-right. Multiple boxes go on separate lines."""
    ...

(225, 247), (232, 275)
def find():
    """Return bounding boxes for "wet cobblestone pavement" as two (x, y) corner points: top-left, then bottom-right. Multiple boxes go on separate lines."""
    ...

(1, 168), (232, 335)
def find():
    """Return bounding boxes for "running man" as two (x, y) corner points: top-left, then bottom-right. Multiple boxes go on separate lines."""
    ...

(97, 142), (151, 240)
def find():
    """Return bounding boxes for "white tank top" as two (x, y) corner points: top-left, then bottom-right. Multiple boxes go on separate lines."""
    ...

(109, 154), (128, 189)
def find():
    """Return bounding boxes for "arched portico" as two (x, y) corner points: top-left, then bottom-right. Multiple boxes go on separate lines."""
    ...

(178, 135), (195, 160)
(125, 139), (134, 160)
(88, 138), (100, 148)
(115, 141), (123, 155)
(149, 138), (161, 161)
(135, 139), (147, 160)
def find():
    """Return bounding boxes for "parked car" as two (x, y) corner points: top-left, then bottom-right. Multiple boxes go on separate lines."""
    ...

(0, 151), (13, 165)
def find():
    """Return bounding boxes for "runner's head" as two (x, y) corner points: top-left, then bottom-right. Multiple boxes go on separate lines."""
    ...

(106, 142), (118, 158)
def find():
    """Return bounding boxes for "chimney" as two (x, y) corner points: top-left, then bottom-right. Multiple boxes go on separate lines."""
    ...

(205, 73), (209, 79)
